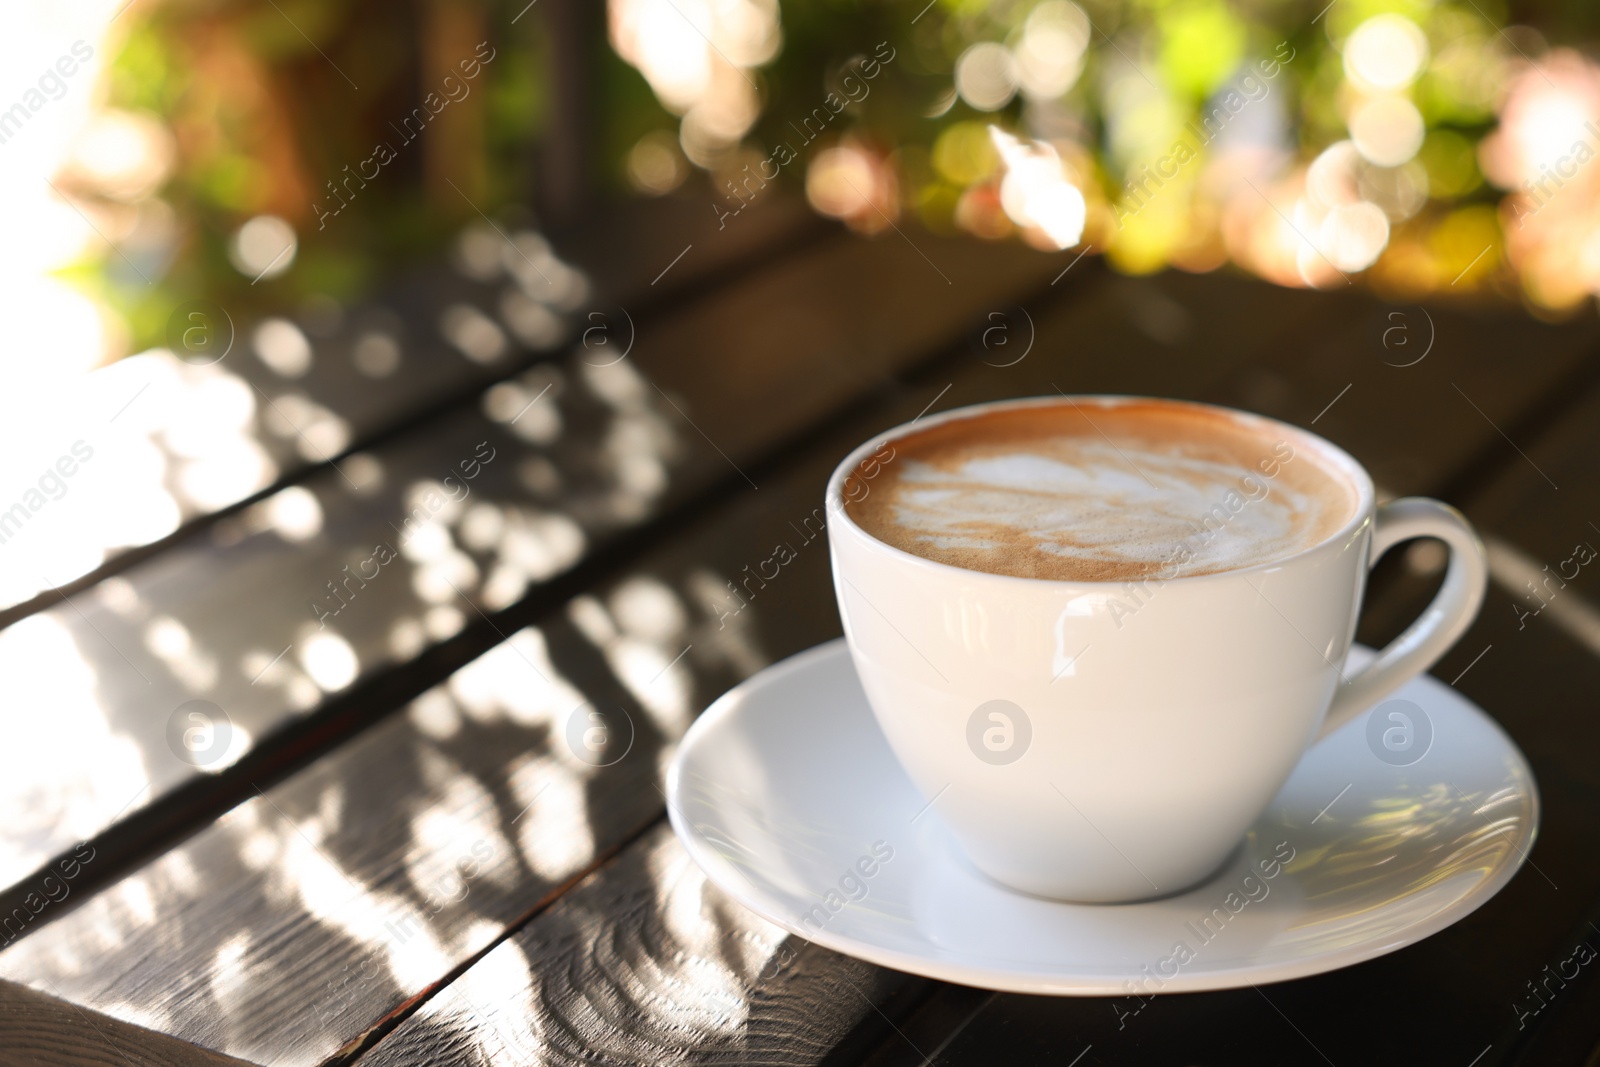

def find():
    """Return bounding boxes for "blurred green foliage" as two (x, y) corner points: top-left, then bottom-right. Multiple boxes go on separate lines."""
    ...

(84, 0), (1600, 342)
(101, 0), (550, 350)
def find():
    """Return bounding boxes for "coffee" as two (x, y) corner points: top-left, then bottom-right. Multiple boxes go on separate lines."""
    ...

(844, 399), (1359, 582)
(829, 395), (1485, 901)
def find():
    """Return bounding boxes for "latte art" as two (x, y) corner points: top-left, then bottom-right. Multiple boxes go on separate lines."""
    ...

(846, 400), (1358, 582)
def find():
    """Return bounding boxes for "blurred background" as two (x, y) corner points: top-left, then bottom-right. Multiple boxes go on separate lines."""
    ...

(3, 0), (1599, 607)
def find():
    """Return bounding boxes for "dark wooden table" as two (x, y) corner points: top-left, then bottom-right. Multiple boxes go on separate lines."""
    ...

(3, 191), (1599, 1067)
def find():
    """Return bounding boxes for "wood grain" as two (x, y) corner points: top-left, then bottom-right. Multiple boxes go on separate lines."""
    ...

(17, 261), (1594, 1067)
(358, 825), (921, 1067)
(0, 229), (1060, 903)
(0, 232), (1064, 1065)
(0, 979), (258, 1067)
(1213, 293), (1600, 498)
(0, 191), (819, 626)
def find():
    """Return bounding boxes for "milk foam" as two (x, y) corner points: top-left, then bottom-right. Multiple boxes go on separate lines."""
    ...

(848, 404), (1355, 581)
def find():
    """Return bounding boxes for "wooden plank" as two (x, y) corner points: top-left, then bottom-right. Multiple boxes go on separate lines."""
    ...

(0, 190), (820, 624)
(1501, 904), (1600, 1064)
(950, 267), (1358, 402)
(1197, 289), (1600, 498)
(0, 234), (1065, 1064)
(0, 379), (928, 1065)
(8, 517), (821, 1061)
(0, 230), (1061, 902)
(356, 825), (923, 1067)
(0, 979), (257, 1067)
(550, 188), (823, 307)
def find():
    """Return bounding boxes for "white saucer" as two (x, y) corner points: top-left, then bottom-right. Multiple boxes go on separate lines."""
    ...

(666, 639), (1539, 995)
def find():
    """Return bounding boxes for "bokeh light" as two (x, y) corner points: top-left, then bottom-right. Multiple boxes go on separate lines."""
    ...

(956, 42), (1019, 112)
(806, 142), (896, 232)
(1344, 14), (1429, 92)
(627, 130), (689, 195)
(16, 0), (1600, 436)
(1350, 95), (1426, 168)
(598, 0), (1600, 303)
(1481, 50), (1600, 309)
(1013, 2), (1090, 101)
(229, 216), (297, 281)
(66, 110), (174, 202)
(609, 0), (780, 166)
(991, 127), (1086, 250)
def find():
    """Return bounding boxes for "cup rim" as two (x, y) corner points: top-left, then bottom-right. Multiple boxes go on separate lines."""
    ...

(825, 394), (1376, 588)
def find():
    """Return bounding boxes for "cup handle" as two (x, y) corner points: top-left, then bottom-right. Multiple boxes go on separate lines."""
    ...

(1316, 497), (1489, 742)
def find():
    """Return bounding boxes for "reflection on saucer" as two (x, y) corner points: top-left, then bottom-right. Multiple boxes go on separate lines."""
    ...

(669, 639), (1538, 995)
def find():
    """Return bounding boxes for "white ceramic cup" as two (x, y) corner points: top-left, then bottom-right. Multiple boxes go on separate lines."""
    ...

(826, 395), (1488, 903)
